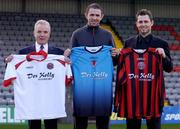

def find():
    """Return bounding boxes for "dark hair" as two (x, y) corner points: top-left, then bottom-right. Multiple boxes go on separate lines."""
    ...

(136, 9), (153, 21)
(85, 3), (104, 15)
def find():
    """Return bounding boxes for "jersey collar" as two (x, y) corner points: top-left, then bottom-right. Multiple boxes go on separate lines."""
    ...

(26, 50), (48, 61)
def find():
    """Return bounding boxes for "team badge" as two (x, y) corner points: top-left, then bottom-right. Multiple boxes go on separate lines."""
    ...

(47, 63), (54, 69)
(91, 60), (96, 67)
(138, 61), (145, 70)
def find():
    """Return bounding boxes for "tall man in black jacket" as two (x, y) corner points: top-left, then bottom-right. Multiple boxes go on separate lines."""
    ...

(123, 9), (173, 129)
(64, 3), (118, 129)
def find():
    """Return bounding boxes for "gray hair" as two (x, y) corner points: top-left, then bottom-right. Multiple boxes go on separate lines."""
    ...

(34, 19), (51, 31)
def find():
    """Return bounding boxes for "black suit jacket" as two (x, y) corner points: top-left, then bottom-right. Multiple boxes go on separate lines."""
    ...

(18, 44), (64, 55)
(124, 34), (173, 72)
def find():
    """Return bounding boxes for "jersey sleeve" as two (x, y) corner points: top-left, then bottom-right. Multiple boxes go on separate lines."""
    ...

(117, 53), (127, 86)
(3, 55), (26, 87)
(54, 55), (73, 86)
(114, 53), (127, 111)
(3, 61), (17, 87)
(65, 63), (73, 86)
(157, 54), (165, 108)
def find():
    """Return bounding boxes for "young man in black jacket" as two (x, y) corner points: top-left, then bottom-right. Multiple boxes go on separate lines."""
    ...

(121, 9), (173, 129)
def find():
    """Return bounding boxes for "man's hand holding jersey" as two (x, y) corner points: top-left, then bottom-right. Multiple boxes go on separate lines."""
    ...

(156, 48), (166, 58)
(111, 48), (121, 57)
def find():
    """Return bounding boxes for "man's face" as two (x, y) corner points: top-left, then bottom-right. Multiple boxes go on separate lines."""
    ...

(34, 24), (50, 45)
(136, 15), (154, 37)
(85, 8), (104, 27)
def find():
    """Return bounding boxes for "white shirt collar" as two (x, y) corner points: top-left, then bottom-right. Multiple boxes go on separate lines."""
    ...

(35, 42), (48, 53)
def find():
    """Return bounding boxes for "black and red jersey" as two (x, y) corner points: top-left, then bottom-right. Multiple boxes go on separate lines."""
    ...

(114, 48), (165, 119)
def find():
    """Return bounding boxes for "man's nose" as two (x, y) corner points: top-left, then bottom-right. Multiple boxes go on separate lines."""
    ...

(40, 33), (45, 36)
(92, 15), (97, 19)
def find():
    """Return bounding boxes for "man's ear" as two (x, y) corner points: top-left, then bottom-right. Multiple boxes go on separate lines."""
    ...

(101, 13), (104, 20)
(151, 20), (154, 26)
(84, 13), (88, 20)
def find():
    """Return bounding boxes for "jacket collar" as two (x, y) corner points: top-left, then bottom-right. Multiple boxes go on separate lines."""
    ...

(138, 34), (153, 43)
(85, 24), (99, 32)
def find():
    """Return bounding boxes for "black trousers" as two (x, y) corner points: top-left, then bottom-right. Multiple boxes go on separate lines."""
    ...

(28, 119), (58, 129)
(74, 116), (110, 129)
(126, 117), (161, 129)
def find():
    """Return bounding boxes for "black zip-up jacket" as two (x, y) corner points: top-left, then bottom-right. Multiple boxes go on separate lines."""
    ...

(70, 25), (115, 48)
(70, 25), (117, 65)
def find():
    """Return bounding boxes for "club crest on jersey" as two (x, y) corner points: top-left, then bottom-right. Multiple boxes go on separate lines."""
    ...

(138, 61), (145, 70)
(91, 60), (96, 67)
(47, 63), (54, 69)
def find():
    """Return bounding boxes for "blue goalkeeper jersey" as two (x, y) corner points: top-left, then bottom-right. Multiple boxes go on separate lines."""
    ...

(70, 45), (114, 116)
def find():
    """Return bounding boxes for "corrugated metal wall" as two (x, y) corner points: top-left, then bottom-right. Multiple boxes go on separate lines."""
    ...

(81, 1), (132, 16)
(0, 0), (22, 12)
(25, 0), (78, 14)
(134, 0), (180, 18)
(0, 0), (179, 18)
(135, 4), (180, 18)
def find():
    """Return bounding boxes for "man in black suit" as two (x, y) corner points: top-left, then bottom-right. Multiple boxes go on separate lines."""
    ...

(22, 19), (63, 129)
(6, 19), (64, 129)
(123, 9), (173, 129)
(19, 19), (63, 55)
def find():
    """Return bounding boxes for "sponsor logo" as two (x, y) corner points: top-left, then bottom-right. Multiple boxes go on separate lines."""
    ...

(27, 72), (54, 80)
(81, 72), (108, 79)
(0, 106), (26, 123)
(164, 114), (180, 120)
(128, 73), (154, 81)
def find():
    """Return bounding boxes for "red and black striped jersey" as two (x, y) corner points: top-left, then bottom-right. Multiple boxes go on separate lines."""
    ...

(114, 48), (165, 119)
